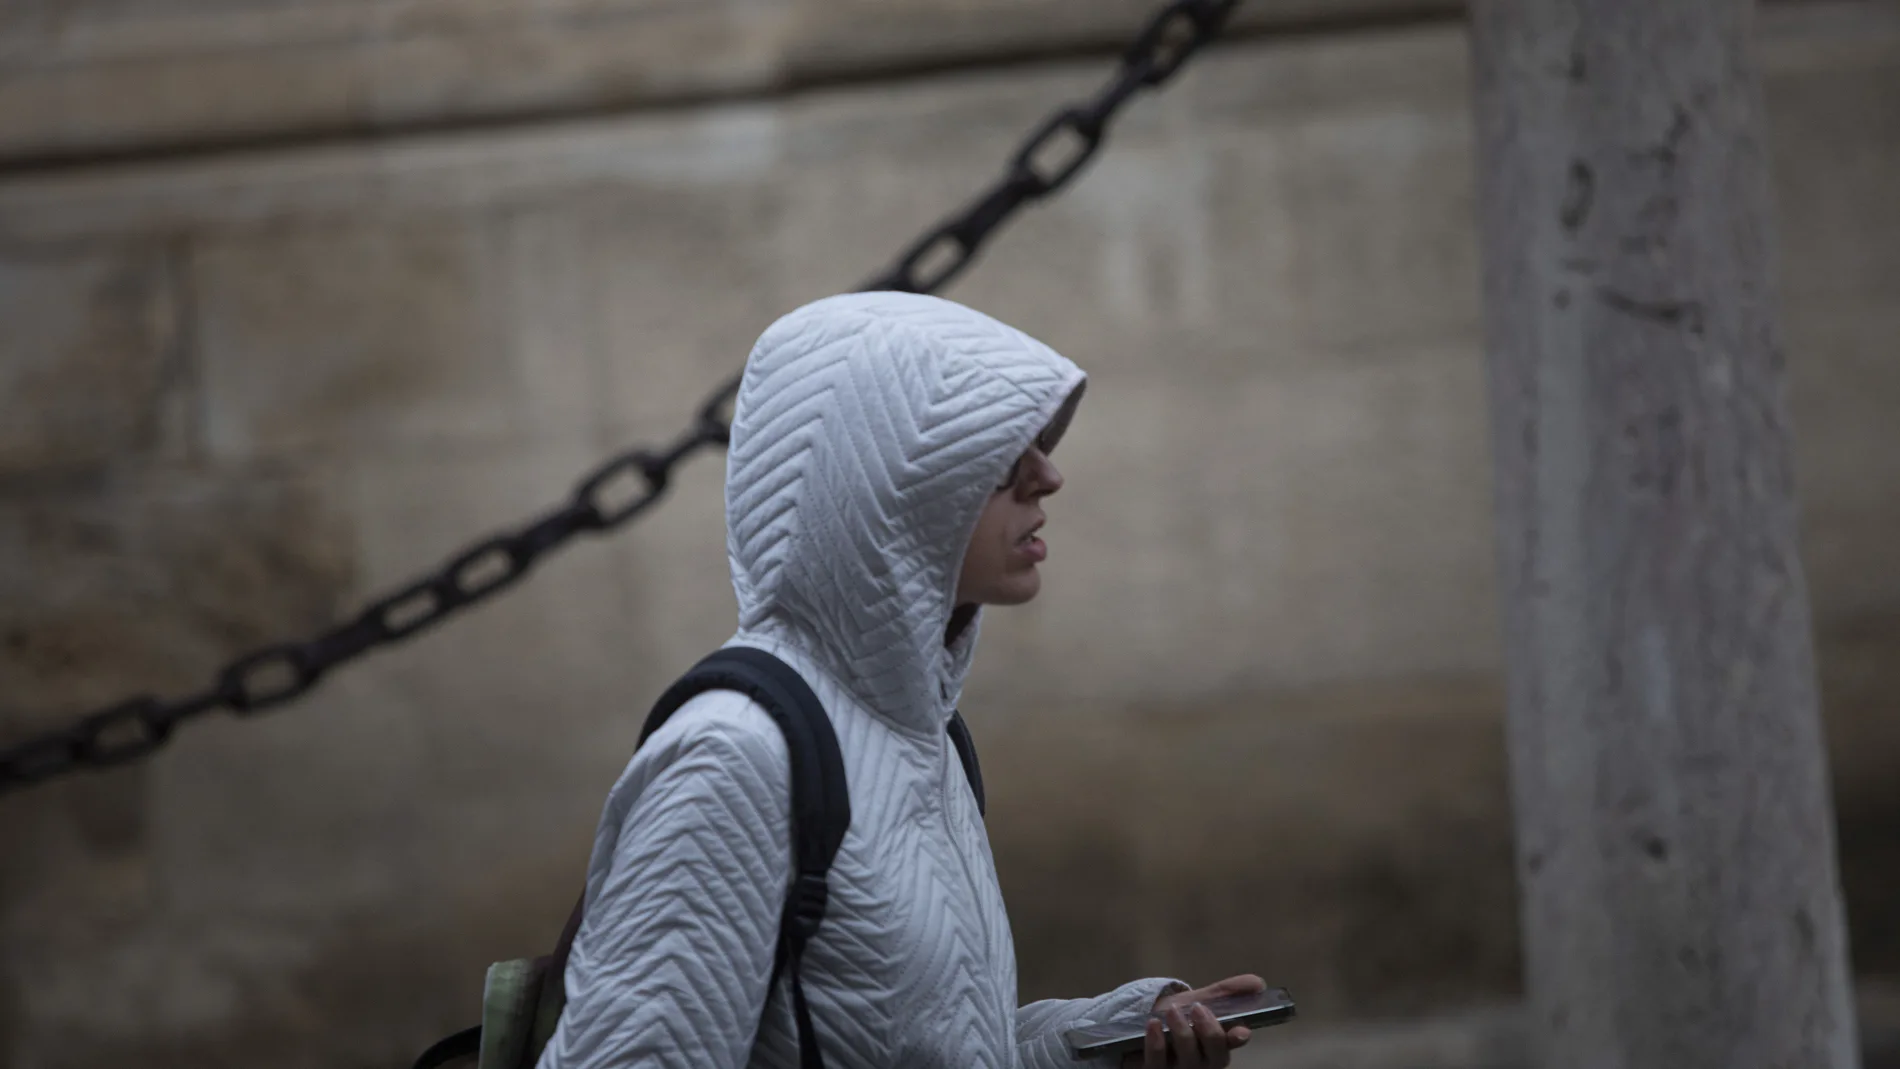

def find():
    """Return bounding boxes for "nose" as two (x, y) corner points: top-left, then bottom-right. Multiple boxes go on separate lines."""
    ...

(1019, 450), (1064, 498)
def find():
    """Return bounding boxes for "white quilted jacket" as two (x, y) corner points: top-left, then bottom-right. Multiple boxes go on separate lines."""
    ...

(537, 293), (1181, 1069)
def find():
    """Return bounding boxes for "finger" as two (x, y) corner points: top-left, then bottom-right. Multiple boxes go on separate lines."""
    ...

(1208, 974), (1266, 998)
(1172, 974), (1265, 1010)
(1193, 1004), (1229, 1068)
(1144, 1018), (1168, 1069)
(1168, 1006), (1198, 1066)
(1225, 1025), (1253, 1049)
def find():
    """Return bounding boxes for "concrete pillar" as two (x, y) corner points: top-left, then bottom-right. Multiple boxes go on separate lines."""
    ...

(1467, 2), (1858, 1066)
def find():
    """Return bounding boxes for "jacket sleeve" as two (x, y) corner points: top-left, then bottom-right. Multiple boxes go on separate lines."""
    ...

(537, 692), (794, 1069)
(1016, 978), (1191, 1069)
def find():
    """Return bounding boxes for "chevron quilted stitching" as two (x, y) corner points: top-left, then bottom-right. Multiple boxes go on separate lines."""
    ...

(542, 295), (1182, 1069)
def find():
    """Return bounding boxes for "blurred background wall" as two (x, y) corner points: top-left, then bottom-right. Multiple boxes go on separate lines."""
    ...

(1, 2), (1897, 1067)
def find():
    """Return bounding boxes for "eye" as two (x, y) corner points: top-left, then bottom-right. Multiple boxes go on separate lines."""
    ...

(995, 452), (1027, 492)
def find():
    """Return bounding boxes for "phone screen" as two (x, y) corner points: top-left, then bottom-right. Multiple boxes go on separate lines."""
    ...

(1064, 987), (1296, 1059)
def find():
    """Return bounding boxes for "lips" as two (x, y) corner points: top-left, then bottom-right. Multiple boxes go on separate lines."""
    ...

(1015, 520), (1047, 563)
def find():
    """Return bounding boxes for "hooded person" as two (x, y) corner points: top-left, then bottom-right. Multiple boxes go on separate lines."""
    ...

(537, 292), (1261, 1069)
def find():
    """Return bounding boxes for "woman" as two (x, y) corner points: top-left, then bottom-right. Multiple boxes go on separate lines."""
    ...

(539, 293), (1261, 1069)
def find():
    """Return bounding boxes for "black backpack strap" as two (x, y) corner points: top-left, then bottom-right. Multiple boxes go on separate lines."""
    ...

(946, 711), (986, 818)
(644, 646), (849, 1069)
(411, 1026), (479, 1069)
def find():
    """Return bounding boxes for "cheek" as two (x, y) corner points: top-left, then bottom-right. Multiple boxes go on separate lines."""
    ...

(974, 517), (1007, 571)
(977, 510), (1021, 584)
(972, 502), (1006, 551)
(961, 505), (1001, 580)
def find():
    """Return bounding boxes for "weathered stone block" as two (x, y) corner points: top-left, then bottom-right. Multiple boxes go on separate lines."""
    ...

(1766, 26), (1900, 299)
(0, 247), (179, 473)
(192, 220), (530, 461)
(0, 0), (1464, 165)
(0, 468), (356, 1065)
(545, 189), (788, 437)
(1786, 296), (1900, 617)
(0, 470), (353, 725)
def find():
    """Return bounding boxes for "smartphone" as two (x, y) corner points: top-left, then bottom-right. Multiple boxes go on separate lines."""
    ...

(1064, 987), (1296, 1060)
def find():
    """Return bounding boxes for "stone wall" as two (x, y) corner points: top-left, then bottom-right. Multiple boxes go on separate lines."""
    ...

(0, 0), (1460, 167)
(2, 4), (1898, 1067)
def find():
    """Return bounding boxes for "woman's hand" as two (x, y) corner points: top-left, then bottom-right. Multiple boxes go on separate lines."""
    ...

(1119, 975), (1265, 1069)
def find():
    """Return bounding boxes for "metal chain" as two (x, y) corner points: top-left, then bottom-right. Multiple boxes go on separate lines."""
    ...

(860, 0), (1240, 293)
(0, 0), (1242, 797)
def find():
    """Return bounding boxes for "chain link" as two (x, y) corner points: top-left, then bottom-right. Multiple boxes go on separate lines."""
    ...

(0, 0), (1242, 797)
(859, 0), (1239, 293)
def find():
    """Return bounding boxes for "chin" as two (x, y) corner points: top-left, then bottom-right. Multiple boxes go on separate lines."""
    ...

(992, 574), (1042, 606)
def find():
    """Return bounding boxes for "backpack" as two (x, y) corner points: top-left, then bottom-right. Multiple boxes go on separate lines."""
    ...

(413, 646), (987, 1069)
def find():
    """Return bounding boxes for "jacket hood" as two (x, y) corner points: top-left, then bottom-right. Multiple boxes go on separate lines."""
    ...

(724, 292), (1085, 735)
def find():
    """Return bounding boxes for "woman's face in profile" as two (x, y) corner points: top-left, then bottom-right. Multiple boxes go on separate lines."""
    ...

(954, 443), (1066, 608)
